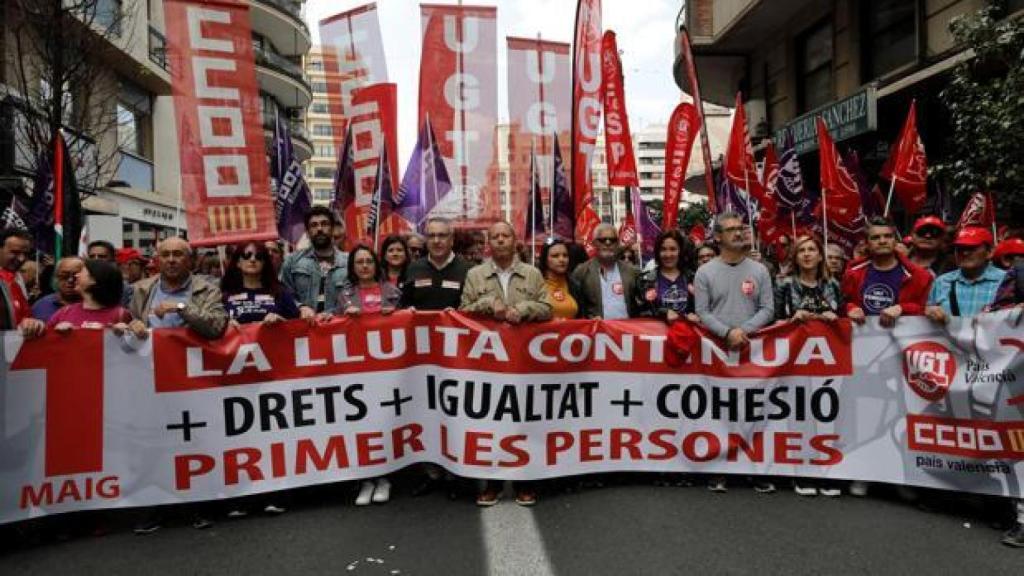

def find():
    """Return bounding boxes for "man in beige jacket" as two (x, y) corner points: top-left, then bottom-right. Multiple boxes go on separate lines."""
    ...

(459, 221), (551, 324)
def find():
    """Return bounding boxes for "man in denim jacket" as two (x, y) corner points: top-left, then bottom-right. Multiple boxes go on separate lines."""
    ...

(280, 206), (349, 314)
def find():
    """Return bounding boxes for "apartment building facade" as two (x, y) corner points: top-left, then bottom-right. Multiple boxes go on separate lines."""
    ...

(0, 0), (312, 254)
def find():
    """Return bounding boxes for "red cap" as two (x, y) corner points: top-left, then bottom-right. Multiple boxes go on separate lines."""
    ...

(912, 216), (945, 233)
(116, 248), (144, 264)
(993, 237), (1024, 259)
(953, 227), (994, 247)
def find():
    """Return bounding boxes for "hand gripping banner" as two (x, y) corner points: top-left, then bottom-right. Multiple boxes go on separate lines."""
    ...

(164, 0), (277, 246)
(2, 311), (1024, 524)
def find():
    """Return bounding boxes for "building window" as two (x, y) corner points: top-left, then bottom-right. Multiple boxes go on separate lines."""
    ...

(797, 19), (834, 112)
(96, 0), (123, 36)
(314, 188), (333, 202)
(863, 0), (917, 80)
(308, 59), (324, 71)
(311, 81), (329, 94)
(315, 144), (335, 158)
(499, 172), (507, 186)
(310, 102), (330, 114)
(313, 167), (336, 179)
(116, 81), (151, 158)
(312, 124), (333, 137)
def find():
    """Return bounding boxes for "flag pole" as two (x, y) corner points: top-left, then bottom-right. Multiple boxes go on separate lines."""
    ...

(883, 176), (897, 218)
(530, 139), (537, 266)
(743, 168), (757, 253)
(821, 185), (830, 257)
(549, 133), (555, 238)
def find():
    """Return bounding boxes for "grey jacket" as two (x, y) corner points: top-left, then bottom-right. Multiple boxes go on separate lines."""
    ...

(128, 274), (227, 339)
(280, 247), (349, 313)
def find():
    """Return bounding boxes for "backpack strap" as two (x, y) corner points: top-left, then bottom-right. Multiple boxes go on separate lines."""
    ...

(948, 278), (960, 317)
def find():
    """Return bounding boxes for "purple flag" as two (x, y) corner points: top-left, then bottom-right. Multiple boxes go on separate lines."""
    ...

(844, 150), (881, 218)
(525, 148), (546, 240)
(716, 169), (754, 223)
(396, 117), (452, 232)
(631, 187), (660, 261)
(26, 150), (55, 255)
(775, 130), (810, 214)
(272, 112), (312, 245)
(366, 139), (394, 239)
(551, 134), (574, 240)
(330, 124), (356, 222)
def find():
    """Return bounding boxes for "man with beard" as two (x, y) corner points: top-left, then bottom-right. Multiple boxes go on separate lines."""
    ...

(32, 257), (84, 322)
(280, 206), (349, 314)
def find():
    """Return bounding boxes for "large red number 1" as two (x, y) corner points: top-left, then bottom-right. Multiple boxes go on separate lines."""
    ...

(10, 330), (105, 476)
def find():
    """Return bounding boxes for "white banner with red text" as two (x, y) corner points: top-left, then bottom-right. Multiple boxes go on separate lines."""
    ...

(2, 311), (1024, 524)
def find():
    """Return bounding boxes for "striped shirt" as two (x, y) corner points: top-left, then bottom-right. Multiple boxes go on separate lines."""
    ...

(928, 264), (1005, 317)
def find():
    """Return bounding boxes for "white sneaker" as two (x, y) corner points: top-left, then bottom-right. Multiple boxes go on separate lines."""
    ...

(794, 484), (818, 497)
(819, 486), (841, 498)
(707, 477), (728, 492)
(372, 478), (391, 504)
(356, 481), (375, 506)
(849, 481), (868, 497)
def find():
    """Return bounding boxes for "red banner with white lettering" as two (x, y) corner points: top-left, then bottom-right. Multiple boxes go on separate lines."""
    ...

(319, 3), (389, 152)
(506, 37), (572, 235)
(4, 311), (1024, 525)
(572, 0), (603, 244)
(418, 4), (499, 228)
(164, 0), (276, 246)
(345, 83), (401, 241)
(663, 102), (698, 230)
(600, 31), (638, 188)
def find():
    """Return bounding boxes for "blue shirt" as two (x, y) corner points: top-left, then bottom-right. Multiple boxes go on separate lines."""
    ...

(929, 264), (1006, 317)
(147, 276), (193, 328)
(861, 264), (904, 315)
(31, 293), (66, 322)
(599, 264), (629, 320)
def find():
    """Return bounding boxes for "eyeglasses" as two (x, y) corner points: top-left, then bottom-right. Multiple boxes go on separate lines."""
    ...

(595, 237), (617, 245)
(240, 251), (265, 261)
(721, 226), (745, 234)
(915, 227), (943, 238)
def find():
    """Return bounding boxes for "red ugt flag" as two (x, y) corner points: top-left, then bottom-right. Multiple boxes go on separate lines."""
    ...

(724, 92), (765, 203)
(816, 118), (863, 228)
(881, 100), (928, 214)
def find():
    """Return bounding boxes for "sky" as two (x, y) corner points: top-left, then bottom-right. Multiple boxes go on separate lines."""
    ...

(303, 0), (684, 160)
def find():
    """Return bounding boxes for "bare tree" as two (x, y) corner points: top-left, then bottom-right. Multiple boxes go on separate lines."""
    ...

(4, 0), (139, 193)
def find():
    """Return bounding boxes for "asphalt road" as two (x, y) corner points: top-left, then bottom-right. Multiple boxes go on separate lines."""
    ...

(1, 477), (1021, 575)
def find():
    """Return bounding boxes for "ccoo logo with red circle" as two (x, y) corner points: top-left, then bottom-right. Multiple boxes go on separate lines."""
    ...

(902, 341), (956, 401)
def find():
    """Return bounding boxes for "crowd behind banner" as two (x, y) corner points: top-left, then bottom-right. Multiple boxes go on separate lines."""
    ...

(1, 203), (1024, 547)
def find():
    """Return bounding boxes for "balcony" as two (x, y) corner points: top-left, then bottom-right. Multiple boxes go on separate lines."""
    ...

(114, 151), (154, 191)
(250, 0), (312, 57)
(148, 25), (169, 72)
(254, 45), (313, 109)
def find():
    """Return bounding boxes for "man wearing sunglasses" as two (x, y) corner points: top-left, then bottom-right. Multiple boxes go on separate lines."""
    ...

(908, 216), (953, 276)
(571, 223), (638, 319)
(405, 233), (426, 261)
(925, 227), (1004, 324)
(31, 257), (84, 322)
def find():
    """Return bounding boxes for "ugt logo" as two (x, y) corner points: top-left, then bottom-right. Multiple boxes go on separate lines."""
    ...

(903, 341), (956, 402)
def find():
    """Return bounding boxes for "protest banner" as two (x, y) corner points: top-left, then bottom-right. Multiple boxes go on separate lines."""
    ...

(2, 311), (1023, 524)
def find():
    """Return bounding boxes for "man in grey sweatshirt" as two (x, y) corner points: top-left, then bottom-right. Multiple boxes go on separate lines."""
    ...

(695, 212), (775, 349)
(693, 211), (777, 494)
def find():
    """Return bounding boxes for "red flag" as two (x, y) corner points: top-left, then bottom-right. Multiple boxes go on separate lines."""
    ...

(572, 0), (602, 244)
(164, 0), (276, 246)
(957, 192), (995, 231)
(601, 31), (638, 187)
(688, 222), (706, 245)
(881, 100), (927, 214)
(676, 26), (717, 213)
(816, 118), (863, 228)
(663, 102), (699, 230)
(618, 212), (637, 247)
(724, 93), (765, 202)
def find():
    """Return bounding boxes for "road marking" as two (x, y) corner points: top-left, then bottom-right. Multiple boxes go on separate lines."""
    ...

(479, 488), (555, 576)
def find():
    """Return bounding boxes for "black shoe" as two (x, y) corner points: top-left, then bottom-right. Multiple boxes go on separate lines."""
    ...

(1002, 524), (1024, 548)
(133, 521), (161, 535)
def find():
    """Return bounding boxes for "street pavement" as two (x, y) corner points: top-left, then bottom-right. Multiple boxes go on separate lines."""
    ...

(1, 477), (1021, 575)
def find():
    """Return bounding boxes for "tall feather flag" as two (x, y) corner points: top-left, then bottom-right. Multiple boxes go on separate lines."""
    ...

(957, 191), (996, 232)
(366, 138), (394, 249)
(630, 187), (660, 261)
(396, 117), (452, 233)
(524, 146), (546, 246)
(271, 111), (313, 245)
(815, 118), (864, 251)
(27, 132), (80, 259)
(774, 129), (809, 216)
(551, 134), (574, 240)
(881, 99), (928, 216)
(844, 150), (884, 219)
(330, 124), (357, 224)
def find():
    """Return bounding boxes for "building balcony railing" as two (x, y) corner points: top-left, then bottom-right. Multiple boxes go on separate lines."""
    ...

(148, 26), (169, 71)
(254, 45), (310, 89)
(252, 0), (312, 44)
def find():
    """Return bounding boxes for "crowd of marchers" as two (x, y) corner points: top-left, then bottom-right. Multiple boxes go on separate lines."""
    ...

(1, 204), (1023, 547)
